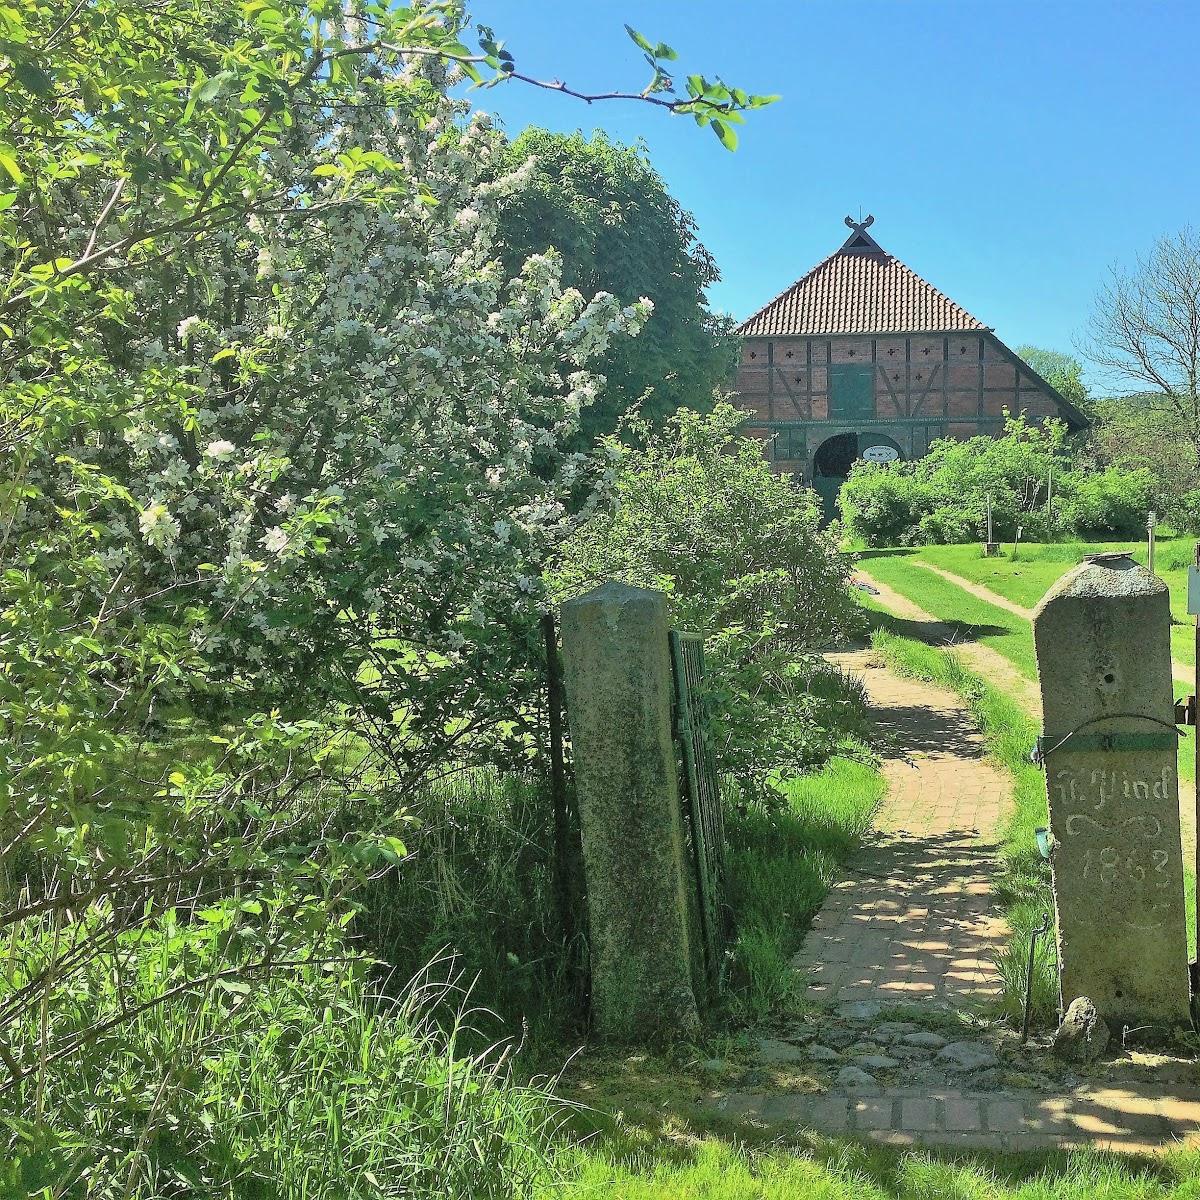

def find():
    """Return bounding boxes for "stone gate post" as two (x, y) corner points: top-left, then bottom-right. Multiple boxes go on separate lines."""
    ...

(559, 582), (700, 1040)
(1032, 552), (1191, 1031)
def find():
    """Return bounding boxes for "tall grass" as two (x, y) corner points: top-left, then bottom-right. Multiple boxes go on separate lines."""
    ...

(355, 770), (582, 1044)
(0, 942), (563, 1198)
(724, 753), (884, 1020)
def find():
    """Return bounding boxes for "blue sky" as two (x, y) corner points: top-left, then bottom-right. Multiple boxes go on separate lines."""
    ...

(470, 1), (1199, 370)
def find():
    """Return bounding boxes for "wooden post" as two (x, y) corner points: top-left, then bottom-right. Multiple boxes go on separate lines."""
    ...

(984, 492), (995, 555)
(1148, 511), (1157, 575)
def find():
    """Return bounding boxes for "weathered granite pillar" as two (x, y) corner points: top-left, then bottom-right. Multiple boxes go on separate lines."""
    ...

(559, 582), (700, 1040)
(1033, 552), (1191, 1030)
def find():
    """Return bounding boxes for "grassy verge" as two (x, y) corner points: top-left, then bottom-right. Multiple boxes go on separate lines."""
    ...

(555, 1134), (1200, 1199)
(725, 752), (884, 1020)
(859, 551), (1198, 791)
(858, 551), (1040, 679)
(908, 539), (1198, 672)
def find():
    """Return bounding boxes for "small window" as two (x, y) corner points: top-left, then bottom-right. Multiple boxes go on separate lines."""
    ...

(773, 426), (806, 462)
(829, 363), (875, 420)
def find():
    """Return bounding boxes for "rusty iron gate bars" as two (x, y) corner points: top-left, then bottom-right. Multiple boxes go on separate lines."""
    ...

(668, 629), (728, 999)
(541, 612), (588, 1009)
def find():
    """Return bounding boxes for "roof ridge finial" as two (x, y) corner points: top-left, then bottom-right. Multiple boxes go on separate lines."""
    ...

(844, 213), (874, 234)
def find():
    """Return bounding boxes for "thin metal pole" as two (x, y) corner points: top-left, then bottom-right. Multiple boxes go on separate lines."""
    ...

(1194, 543), (1200, 971)
(542, 613), (573, 948)
(669, 630), (717, 999)
(1021, 912), (1051, 1044)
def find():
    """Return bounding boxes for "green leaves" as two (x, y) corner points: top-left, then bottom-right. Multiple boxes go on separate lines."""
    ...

(12, 60), (53, 97)
(0, 145), (22, 183)
(193, 70), (237, 105)
(624, 24), (678, 62)
(712, 120), (738, 151)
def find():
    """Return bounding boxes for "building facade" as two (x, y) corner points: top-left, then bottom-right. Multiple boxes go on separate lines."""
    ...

(733, 217), (1087, 516)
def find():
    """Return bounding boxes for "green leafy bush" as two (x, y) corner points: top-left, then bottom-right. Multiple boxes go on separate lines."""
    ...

(841, 415), (1154, 546)
(1056, 465), (1157, 537)
(0, 1), (772, 1188)
(1177, 489), (1200, 535)
(553, 404), (865, 789)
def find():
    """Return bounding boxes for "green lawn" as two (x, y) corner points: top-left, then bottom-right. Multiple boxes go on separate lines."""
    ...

(558, 1135), (1200, 1199)
(857, 546), (1198, 790)
(900, 539), (1199, 673)
(857, 550), (1040, 680)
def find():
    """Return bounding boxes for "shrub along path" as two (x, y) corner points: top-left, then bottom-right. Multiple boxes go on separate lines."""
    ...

(713, 641), (1200, 1154)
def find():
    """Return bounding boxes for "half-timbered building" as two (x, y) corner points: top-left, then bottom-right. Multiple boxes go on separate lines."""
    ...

(732, 217), (1087, 516)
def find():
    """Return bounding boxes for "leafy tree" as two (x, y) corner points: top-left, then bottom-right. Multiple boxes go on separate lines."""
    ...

(1082, 393), (1199, 510)
(553, 404), (863, 789)
(496, 130), (735, 443)
(1084, 226), (1200, 468)
(1015, 345), (1090, 412)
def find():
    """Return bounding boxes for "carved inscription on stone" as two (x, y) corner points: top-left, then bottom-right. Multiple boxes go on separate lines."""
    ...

(1049, 765), (1176, 931)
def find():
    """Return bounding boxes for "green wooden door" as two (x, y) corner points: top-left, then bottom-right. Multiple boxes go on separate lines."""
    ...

(812, 472), (842, 523)
(829, 364), (876, 420)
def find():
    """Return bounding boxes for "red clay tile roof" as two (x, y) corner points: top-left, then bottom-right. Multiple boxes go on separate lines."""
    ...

(737, 240), (990, 337)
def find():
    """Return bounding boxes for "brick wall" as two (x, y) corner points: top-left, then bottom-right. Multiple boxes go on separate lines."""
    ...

(733, 332), (1074, 479)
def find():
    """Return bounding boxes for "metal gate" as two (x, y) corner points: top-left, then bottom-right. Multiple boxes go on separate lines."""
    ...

(668, 630), (728, 999)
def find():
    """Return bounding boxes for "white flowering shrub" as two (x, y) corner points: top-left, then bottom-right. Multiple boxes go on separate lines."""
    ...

(0, 0), (774, 1186)
(90, 102), (651, 776)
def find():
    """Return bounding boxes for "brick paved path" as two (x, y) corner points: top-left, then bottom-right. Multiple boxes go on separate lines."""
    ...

(793, 648), (1009, 1009)
(717, 1083), (1200, 1155)
(714, 646), (1200, 1153)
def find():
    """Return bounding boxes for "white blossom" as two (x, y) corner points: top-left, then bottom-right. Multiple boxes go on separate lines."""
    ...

(138, 502), (179, 550)
(261, 527), (289, 556)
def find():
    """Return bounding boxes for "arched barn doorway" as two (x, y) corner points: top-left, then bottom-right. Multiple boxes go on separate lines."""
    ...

(812, 432), (903, 522)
